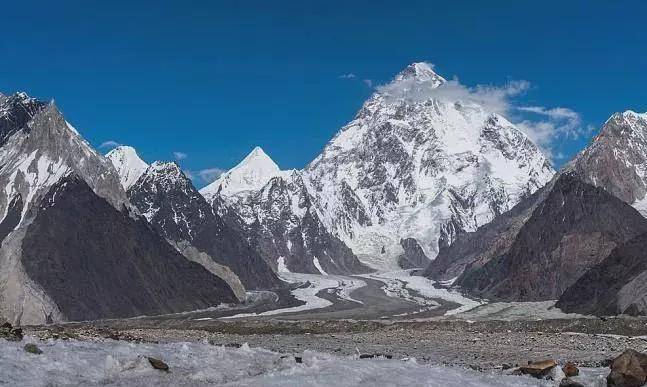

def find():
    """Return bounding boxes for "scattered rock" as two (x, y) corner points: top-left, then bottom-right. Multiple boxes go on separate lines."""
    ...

(607, 349), (647, 387)
(294, 356), (303, 364)
(23, 343), (43, 355)
(147, 357), (169, 372)
(0, 323), (23, 341)
(519, 359), (558, 378)
(359, 353), (393, 360)
(559, 378), (584, 387)
(224, 343), (242, 348)
(563, 361), (579, 377)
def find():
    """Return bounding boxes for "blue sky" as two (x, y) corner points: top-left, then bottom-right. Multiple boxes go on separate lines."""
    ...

(1, 1), (646, 186)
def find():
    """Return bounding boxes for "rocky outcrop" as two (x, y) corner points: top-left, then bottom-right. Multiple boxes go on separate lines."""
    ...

(127, 161), (281, 290)
(557, 232), (647, 316)
(397, 238), (430, 269)
(606, 349), (647, 387)
(427, 173), (647, 302)
(0, 92), (238, 324)
(567, 111), (647, 214)
(21, 175), (237, 322)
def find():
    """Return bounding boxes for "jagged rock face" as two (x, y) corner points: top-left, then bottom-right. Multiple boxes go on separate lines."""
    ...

(0, 92), (237, 324)
(106, 146), (149, 190)
(21, 175), (237, 321)
(304, 63), (554, 270)
(209, 167), (370, 275)
(557, 232), (647, 316)
(127, 161), (281, 290)
(567, 111), (647, 215)
(397, 238), (431, 269)
(429, 173), (647, 302)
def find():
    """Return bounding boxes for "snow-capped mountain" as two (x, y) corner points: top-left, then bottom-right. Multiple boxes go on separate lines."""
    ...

(201, 146), (286, 200)
(567, 110), (647, 214)
(106, 145), (149, 190)
(127, 160), (281, 292)
(426, 109), (647, 310)
(201, 148), (370, 275)
(304, 62), (554, 270)
(0, 92), (237, 324)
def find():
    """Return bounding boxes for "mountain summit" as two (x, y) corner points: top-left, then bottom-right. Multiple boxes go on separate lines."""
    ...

(304, 63), (554, 269)
(201, 146), (283, 200)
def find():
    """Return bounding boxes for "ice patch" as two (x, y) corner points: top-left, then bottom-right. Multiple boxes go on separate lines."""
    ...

(312, 257), (328, 275)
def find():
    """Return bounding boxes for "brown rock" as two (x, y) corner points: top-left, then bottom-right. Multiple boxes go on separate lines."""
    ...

(607, 349), (647, 387)
(563, 362), (579, 377)
(147, 357), (169, 372)
(519, 359), (557, 378)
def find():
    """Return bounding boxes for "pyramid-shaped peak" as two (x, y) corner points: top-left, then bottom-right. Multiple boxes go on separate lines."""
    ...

(199, 146), (283, 199)
(394, 62), (446, 84)
(106, 145), (149, 190)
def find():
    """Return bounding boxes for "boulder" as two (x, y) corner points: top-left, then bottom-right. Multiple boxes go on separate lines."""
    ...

(563, 362), (579, 377)
(23, 343), (42, 355)
(519, 359), (558, 378)
(147, 357), (169, 372)
(607, 349), (647, 387)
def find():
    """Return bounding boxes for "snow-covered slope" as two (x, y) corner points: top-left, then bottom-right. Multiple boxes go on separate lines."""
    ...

(304, 63), (554, 270)
(106, 145), (149, 190)
(201, 148), (369, 275)
(201, 146), (286, 200)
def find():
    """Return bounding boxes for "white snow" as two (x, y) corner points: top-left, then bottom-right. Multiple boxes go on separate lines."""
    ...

(277, 256), (290, 273)
(0, 336), (608, 386)
(312, 257), (328, 275)
(106, 145), (149, 190)
(304, 65), (554, 270)
(200, 146), (285, 201)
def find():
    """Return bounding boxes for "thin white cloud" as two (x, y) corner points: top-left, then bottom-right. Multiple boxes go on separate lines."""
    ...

(338, 73), (356, 79)
(173, 151), (188, 161)
(363, 79), (373, 88)
(184, 167), (225, 185)
(375, 66), (590, 162)
(376, 76), (530, 115)
(99, 140), (121, 149)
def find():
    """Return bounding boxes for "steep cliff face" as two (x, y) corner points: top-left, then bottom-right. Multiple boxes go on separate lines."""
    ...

(126, 160), (281, 291)
(304, 63), (554, 270)
(454, 173), (647, 301)
(0, 92), (237, 324)
(567, 111), (647, 214)
(21, 175), (237, 322)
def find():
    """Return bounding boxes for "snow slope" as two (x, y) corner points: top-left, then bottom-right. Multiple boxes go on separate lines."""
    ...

(106, 145), (149, 190)
(201, 146), (286, 200)
(304, 63), (554, 270)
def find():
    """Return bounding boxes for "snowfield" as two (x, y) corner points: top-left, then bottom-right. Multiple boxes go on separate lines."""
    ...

(0, 336), (608, 386)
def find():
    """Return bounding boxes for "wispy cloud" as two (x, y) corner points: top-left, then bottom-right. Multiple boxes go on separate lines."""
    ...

(338, 73), (356, 79)
(99, 140), (121, 149)
(184, 167), (225, 186)
(375, 66), (590, 161)
(363, 79), (374, 88)
(173, 151), (188, 161)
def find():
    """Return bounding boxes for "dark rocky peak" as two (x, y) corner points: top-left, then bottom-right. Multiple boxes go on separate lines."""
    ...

(0, 91), (47, 147)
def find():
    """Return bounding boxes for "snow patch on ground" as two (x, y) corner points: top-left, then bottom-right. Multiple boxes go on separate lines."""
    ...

(1, 336), (605, 386)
